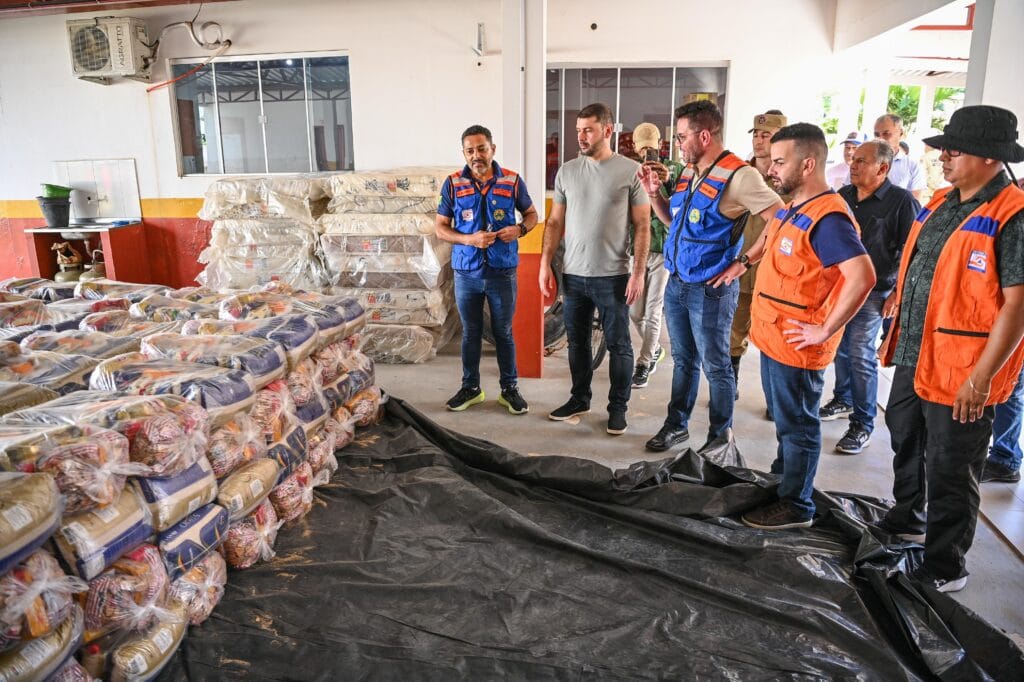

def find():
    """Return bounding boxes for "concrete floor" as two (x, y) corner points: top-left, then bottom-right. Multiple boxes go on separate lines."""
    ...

(375, 337), (1024, 641)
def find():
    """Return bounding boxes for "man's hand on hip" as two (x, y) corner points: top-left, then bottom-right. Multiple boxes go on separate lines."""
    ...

(708, 262), (745, 288)
(783, 319), (832, 350)
(625, 271), (646, 305)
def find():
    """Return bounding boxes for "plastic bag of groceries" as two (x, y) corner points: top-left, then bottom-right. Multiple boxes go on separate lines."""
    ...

(358, 324), (437, 364)
(206, 413), (267, 479)
(181, 314), (320, 371)
(0, 473), (63, 576)
(221, 498), (282, 569)
(128, 295), (218, 323)
(4, 391), (209, 478)
(167, 551), (226, 625)
(89, 353), (256, 427)
(73, 280), (170, 303)
(0, 604), (83, 682)
(0, 423), (141, 515)
(0, 277), (77, 301)
(0, 345), (97, 395)
(165, 286), (233, 306)
(0, 549), (87, 653)
(81, 544), (175, 640)
(0, 382), (57, 417)
(20, 330), (140, 360)
(140, 333), (286, 390)
(54, 488), (154, 581)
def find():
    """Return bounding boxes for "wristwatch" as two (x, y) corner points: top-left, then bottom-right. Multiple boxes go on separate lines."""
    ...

(736, 254), (751, 268)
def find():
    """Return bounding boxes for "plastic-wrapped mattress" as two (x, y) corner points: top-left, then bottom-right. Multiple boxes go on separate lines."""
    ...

(323, 240), (450, 290)
(317, 212), (436, 236)
(325, 167), (450, 199)
(198, 176), (328, 222)
(90, 353), (255, 427)
(140, 333), (286, 389)
(330, 286), (450, 327)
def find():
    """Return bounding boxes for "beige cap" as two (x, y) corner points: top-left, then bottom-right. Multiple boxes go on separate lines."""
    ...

(748, 112), (788, 134)
(632, 122), (661, 151)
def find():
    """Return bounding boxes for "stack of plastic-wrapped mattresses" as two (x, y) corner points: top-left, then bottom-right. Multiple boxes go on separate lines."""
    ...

(320, 167), (458, 363)
(195, 176), (330, 292)
(0, 278), (381, 680)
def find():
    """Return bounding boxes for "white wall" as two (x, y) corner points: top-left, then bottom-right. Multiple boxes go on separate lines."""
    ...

(0, 0), (505, 199)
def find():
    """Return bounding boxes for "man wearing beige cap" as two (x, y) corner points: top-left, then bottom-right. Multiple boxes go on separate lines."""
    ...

(730, 110), (789, 399)
(629, 122), (684, 388)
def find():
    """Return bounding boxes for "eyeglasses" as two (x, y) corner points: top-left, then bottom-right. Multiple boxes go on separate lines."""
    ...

(939, 147), (963, 158)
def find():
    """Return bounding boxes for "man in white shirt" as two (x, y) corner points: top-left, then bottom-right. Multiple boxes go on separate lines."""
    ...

(826, 131), (865, 190)
(873, 114), (926, 200)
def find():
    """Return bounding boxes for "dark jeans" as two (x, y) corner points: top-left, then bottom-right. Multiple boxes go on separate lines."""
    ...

(833, 290), (887, 431)
(989, 363), (1024, 471)
(884, 365), (993, 581)
(454, 271), (517, 391)
(761, 354), (825, 518)
(662, 276), (738, 439)
(562, 273), (632, 413)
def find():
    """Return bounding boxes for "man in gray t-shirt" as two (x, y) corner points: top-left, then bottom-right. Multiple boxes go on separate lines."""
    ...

(539, 103), (651, 435)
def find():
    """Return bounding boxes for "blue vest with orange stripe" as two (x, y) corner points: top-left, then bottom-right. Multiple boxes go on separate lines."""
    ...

(665, 151), (749, 282)
(449, 165), (520, 271)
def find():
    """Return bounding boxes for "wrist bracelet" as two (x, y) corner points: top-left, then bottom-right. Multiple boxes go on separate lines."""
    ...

(968, 376), (991, 396)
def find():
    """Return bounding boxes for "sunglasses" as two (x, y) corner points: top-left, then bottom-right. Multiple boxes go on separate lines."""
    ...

(939, 147), (964, 158)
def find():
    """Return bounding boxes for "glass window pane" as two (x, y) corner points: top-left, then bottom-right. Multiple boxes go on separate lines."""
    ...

(173, 63), (218, 174)
(674, 67), (728, 129)
(307, 56), (354, 171)
(618, 68), (674, 162)
(260, 58), (310, 172)
(562, 68), (617, 164)
(215, 60), (264, 173)
(545, 69), (561, 190)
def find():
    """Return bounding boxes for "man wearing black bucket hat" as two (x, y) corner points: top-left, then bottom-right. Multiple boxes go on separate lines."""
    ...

(878, 105), (1024, 593)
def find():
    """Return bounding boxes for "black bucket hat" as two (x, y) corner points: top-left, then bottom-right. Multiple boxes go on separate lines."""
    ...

(923, 105), (1024, 163)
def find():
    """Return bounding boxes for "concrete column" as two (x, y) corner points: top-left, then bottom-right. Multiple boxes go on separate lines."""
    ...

(917, 83), (935, 137)
(501, 0), (546, 218)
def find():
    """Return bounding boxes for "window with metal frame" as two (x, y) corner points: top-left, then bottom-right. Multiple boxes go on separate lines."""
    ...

(545, 65), (728, 189)
(171, 52), (354, 176)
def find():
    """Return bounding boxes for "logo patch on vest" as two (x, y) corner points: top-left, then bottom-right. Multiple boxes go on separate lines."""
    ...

(689, 208), (701, 224)
(461, 209), (474, 222)
(967, 249), (988, 273)
(493, 208), (506, 222)
(780, 237), (794, 256)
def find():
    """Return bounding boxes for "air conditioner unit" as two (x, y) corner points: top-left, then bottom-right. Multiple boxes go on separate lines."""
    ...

(67, 17), (152, 84)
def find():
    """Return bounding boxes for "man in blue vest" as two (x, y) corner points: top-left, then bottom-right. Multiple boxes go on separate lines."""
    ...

(436, 125), (538, 414)
(640, 101), (783, 452)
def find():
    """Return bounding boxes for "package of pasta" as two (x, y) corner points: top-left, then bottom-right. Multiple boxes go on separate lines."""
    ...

(269, 461), (328, 525)
(157, 503), (229, 581)
(107, 603), (187, 682)
(165, 286), (232, 306)
(89, 353), (256, 427)
(130, 456), (218, 532)
(140, 332), (286, 390)
(77, 310), (183, 339)
(221, 498), (282, 570)
(53, 489), (154, 581)
(206, 414), (266, 479)
(4, 392), (209, 479)
(19, 330), (140, 360)
(181, 313), (320, 371)
(0, 550), (86, 654)
(0, 382), (57, 417)
(167, 551), (226, 625)
(81, 544), (174, 641)
(268, 426), (307, 483)
(304, 424), (338, 480)
(0, 473), (63, 576)
(0, 604), (83, 682)
(0, 423), (140, 515)
(127, 294), (218, 323)
(0, 349), (98, 396)
(215, 457), (279, 522)
(345, 385), (384, 427)
(0, 278), (77, 302)
(73, 280), (170, 304)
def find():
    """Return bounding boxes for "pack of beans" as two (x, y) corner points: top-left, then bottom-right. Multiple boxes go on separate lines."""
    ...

(0, 473), (63, 576)
(54, 489), (154, 581)
(157, 504), (229, 581)
(0, 550), (86, 653)
(129, 456), (218, 532)
(4, 392), (209, 478)
(0, 423), (138, 515)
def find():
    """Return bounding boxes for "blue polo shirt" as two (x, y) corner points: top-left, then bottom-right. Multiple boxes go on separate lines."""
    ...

(438, 161), (534, 279)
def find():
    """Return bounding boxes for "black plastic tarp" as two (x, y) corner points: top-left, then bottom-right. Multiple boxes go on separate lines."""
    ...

(163, 398), (1024, 680)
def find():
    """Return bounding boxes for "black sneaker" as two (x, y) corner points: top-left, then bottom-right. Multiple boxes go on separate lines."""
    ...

(631, 364), (651, 388)
(980, 459), (1021, 483)
(875, 519), (925, 544)
(607, 411), (627, 435)
(740, 500), (813, 530)
(819, 398), (853, 421)
(645, 424), (689, 452)
(549, 398), (590, 421)
(497, 385), (529, 415)
(446, 386), (484, 411)
(912, 568), (967, 593)
(835, 424), (871, 455)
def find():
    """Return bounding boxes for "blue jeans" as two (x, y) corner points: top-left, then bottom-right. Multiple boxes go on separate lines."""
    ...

(832, 290), (887, 431)
(562, 274), (633, 413)
(454, 271), (517, 391)
(990, 363), (1024, 471)
(761, 354), (825, 518)
(663, 276), (738, 439)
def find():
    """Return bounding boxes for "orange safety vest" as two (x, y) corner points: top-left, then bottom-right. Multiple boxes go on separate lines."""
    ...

(750, 191), (860, 370)
(880, 183), (1024, 406)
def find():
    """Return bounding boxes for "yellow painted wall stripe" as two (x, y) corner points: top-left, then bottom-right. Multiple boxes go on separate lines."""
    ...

(140, 198), (205, 218)
(0, 200), (43, 219)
